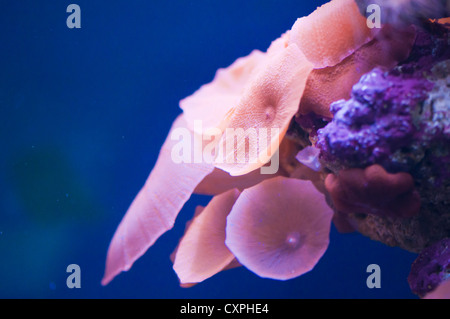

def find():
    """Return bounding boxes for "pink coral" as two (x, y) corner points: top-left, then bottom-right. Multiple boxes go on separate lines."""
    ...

(102, 0), (413, 287)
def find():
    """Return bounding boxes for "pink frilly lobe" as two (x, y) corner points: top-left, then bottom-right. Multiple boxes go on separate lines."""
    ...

(299, 24), (416, 119)
(214, 44), (313, 176)
(180, 50), (266, 134)
(169, 205), (204, 289)
(325, 164), (421, 219)
(101, 115), (214, 286)
(225, 177), (334, 280)
(172, 189), (241, 285)
(179, 30), (290, 136)
(290, 0), (378, 69)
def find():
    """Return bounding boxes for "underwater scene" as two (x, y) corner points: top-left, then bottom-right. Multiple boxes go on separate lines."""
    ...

(1, 0), (449, 299)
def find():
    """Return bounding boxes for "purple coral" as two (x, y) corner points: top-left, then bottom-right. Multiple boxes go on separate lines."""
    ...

(408, 238), (450, 297)
(317, 68), (434, 173)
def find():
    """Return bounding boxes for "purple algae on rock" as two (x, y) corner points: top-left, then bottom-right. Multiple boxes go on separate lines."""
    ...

(316, 67), (434, 173)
